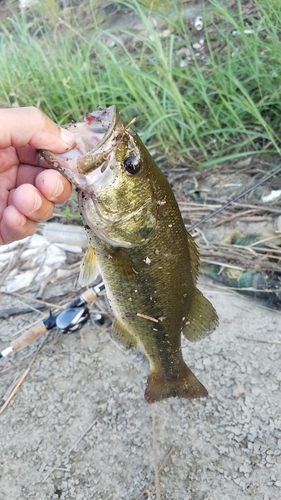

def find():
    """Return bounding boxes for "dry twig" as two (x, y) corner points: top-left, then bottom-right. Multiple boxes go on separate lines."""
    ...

(152, 404), (161, 500)
(135, 443), (175, 500)
(0, 331), (50, 416)
(43, 418), (98, 482)
(238, 336), (281, 345)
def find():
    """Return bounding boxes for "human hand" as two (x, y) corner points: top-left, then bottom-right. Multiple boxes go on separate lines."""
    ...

(0, 107), (75, 245)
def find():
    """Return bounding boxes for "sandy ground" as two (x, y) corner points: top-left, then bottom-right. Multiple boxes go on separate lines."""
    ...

(0, 1), (280, 498)
(0, 276), (280, 500)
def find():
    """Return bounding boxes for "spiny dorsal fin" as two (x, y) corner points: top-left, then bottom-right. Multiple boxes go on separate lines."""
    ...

(186, 230), (200, 284)
(182, 288), (218, 342)
(79, 246), (100, 286)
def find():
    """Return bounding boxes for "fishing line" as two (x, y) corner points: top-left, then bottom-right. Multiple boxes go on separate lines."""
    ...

(187, 164), (281, 231)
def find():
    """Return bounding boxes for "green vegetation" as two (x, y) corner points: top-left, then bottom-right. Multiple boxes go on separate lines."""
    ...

(0, 0), (281, 167)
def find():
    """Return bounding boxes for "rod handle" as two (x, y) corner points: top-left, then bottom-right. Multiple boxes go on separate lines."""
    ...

(11, 322), (47, 351)
(81, 288), (97, 303)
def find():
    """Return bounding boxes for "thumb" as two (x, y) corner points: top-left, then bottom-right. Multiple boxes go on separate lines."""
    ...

(0, 106), (76, 153)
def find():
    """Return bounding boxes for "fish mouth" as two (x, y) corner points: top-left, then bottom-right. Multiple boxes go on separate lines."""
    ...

(39, 105), (123, 176)
(76, 106), (122, 174)
(40, 106), (156, 247)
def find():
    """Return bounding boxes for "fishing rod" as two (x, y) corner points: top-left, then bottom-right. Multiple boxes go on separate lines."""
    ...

(0, 281), (105, 360)
(0, 304), (46, 319)
(188, 164), (281, 231)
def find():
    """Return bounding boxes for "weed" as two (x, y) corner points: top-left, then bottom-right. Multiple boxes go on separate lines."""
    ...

(0, 0), (280, 167)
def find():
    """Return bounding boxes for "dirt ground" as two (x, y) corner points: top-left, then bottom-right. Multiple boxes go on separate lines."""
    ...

(0, 274), (280, 500)
(0, 2), (280, 499)
(0, 155), (280, 500)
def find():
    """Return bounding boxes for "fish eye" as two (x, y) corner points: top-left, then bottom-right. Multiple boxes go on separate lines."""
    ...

(123, 155), (141, 175)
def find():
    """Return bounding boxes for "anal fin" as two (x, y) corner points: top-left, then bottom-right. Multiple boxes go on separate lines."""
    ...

(111, 319), (138, 350)
(182, 288), (218, 342)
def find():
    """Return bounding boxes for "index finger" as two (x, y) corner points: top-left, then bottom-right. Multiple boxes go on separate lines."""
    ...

(0, 107), (75, 153)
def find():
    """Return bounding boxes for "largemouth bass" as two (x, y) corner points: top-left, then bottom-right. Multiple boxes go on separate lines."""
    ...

(40, 106), (218, 403)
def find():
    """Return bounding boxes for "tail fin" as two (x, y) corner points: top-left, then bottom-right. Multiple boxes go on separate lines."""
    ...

(145, 365), (208, 403)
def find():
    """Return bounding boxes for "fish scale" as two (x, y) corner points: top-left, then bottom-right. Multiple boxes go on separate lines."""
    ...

(40, 106), (218, 403)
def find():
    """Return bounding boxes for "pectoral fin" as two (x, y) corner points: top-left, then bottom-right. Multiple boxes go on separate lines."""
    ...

(182, 288), (218, 342)
(111, 319), (138, 350)
(79, 246), (100, 286)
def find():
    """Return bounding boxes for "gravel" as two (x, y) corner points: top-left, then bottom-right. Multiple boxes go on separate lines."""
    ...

(0, 277), (280, 500)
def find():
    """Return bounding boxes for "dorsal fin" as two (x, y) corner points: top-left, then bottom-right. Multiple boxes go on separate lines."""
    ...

(186, 230), (200, 284)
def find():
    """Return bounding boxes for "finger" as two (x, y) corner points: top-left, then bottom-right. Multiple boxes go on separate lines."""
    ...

(0, 205), (37, 245)
(12, 184), (55, 223)
(35, 169), (72, 203)
(15, 164), (72, 202)
(17, 145), (63, 169)
(0, 107), (76, 153)
(7, 188), (15, 206)
(14, 163), (43, 187)
(17, 144), (43, 168)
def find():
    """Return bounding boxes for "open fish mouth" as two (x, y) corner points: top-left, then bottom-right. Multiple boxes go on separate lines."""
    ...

(40, 106), (123, 176)
(40, 106), (156, 246)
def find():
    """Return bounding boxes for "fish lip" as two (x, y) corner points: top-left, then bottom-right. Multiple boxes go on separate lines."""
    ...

(81, 105), (120, 156)
(76, 105), (123, 174)
(38, 105), (121, 174)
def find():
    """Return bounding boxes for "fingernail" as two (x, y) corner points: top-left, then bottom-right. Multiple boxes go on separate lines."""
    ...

(19, 214), (27, 226)
(60, 127), (76, 150)
(51, 178), (64, 199)
(31, 193), (42, 212)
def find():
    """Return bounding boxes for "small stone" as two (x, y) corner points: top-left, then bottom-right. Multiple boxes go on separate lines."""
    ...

(275, 215), (281, 231)
(194, 15), (203, 31)
(233, 385), (246, 398)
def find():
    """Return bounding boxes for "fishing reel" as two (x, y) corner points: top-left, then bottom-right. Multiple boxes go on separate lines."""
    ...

(0, 282), (106, 359)
(45, 282), (105, 334)
(56, 306), (103, 334)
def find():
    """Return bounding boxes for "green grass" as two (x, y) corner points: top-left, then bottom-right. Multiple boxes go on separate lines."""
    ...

(0, 0), (281, 167)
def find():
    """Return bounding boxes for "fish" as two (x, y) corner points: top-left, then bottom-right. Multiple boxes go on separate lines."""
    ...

(40, 106), (218, 403)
